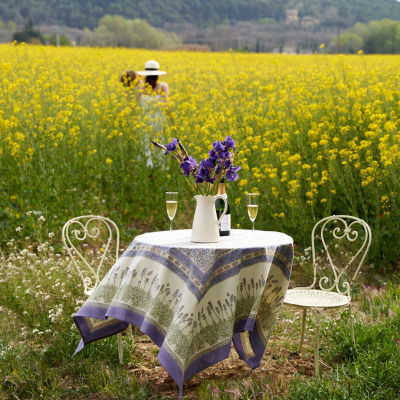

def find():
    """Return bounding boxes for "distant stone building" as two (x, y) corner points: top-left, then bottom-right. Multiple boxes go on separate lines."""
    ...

(285, 9), (299, 25)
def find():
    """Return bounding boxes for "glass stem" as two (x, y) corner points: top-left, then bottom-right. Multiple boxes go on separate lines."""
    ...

(252, 220), (255, 232)
(170, 219), (173, 231)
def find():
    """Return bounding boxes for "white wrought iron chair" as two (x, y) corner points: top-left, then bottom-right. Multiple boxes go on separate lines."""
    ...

(62, 215), (124, 364)
(283, 215), (372, 377)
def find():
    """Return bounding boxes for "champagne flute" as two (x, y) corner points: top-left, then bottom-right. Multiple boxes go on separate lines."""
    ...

(247, 193), (259, 233)
(166, 192), (178, 231)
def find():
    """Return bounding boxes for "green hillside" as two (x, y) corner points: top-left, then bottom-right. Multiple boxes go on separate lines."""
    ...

(1, 0), (400, 30)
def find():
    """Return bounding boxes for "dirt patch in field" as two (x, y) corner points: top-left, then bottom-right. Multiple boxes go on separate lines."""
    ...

(128, 333), (316, 399)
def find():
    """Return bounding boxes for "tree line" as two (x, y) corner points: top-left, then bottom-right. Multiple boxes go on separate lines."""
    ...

(81, 15), (181, 48)
(329, 19), (400, 54)
(11, 16), (180, 49)
(11, 16), (400, 55)
(1, 0), (400, 30)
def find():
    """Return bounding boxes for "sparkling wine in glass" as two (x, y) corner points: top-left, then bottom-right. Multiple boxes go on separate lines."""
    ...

(247, 193), (259, 233)
(166, 192), (178, 231)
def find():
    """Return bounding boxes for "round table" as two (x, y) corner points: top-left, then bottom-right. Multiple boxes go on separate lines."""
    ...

(135, 228), (292, 248)
(74, 229), (293, 399)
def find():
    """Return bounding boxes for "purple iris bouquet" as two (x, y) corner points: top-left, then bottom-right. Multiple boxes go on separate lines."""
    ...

(152, 136), (241, 195)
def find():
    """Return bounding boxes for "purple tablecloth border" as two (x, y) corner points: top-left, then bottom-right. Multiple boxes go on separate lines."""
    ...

(232, 320), (266, 368)
(74, 306), (129, 345)
(74, 305), (267, 399)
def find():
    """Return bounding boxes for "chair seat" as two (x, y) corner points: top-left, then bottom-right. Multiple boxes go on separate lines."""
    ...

(284, 289), (350, 308)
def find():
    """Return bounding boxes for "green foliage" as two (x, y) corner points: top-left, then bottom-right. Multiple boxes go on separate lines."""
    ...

(13, 19), (44, 44)
(0, 210), (399, 398)
(363, 19), (400, 54)
(2, 0), (400, 30)
(0, 231), (147, 398)
(330, 18), (400, 54)
(329, 32), (363, 53)
(288, 299), (400, 399)
(8, 20), (16, 34)
(48, 33), (72, 46)
(294, 0), (400, 28)
(81, 15), (181, 49)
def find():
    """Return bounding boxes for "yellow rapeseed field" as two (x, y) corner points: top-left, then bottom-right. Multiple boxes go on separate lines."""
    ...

(1, 43), (400, 265)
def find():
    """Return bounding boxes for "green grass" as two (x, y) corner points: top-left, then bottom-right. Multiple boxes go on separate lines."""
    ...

(1, 225), (399, 399)
(285, 282), (400, 400)
(288, 314), (400, 399)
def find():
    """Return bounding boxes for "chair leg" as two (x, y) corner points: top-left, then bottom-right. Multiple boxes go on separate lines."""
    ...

(313, 310), (321, 378)
(349, 304), (355, 347)
(298, 308), (307, 354)
(117, 332), (123, 364)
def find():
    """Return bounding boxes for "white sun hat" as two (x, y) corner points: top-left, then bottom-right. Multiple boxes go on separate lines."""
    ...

(137, 60), (167, 76)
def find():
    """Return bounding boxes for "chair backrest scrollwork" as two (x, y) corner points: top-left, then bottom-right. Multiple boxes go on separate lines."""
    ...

(62, 215), (120, 296)
(310, 215), (372, 297)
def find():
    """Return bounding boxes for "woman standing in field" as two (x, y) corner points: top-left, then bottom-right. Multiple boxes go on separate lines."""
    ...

(136, 60), (169, 167)
(137, 60), (169, 105)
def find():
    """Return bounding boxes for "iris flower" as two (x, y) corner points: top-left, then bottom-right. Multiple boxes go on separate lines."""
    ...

(152, 136), (240, 195)
(224, 136), (236, 149)
(226, 165), (241, 181)
(164, 138), (179, 154)
(180, 156), (197, 178)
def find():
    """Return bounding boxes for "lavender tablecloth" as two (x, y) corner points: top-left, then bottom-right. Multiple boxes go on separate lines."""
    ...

(74, 229), (293, 398)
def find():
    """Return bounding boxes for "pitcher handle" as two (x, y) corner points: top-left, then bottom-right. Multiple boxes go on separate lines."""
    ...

(215, 195), (228, 225)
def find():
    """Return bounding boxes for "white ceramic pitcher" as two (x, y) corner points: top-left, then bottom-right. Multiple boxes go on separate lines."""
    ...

(191, 195), (228, 243)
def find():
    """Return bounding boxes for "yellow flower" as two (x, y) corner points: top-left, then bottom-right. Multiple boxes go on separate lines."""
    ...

(273, 212), (285, 218)
(306, 191), (313, 198)
(0, 43), (397, 260)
